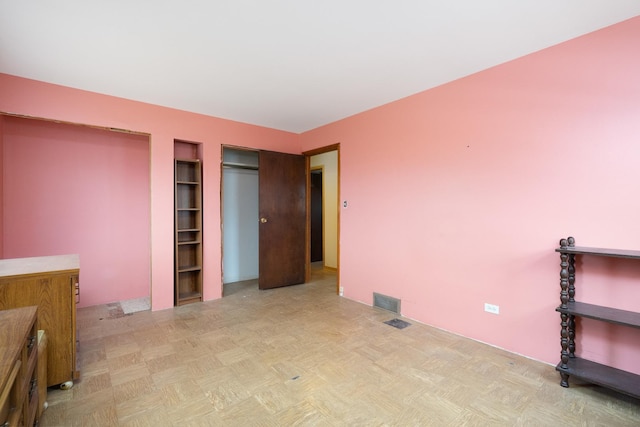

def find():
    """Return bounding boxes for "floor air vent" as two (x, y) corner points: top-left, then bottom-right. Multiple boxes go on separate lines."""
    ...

(373, 292), (401, 314)
(384, 318), (411, 329)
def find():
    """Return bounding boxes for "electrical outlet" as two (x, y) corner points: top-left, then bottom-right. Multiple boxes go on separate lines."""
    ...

(339, 286), (344, 296)
(484, 303), (500, 315)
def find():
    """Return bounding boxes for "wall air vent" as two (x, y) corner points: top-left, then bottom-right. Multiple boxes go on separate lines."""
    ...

(373, 292), (401, 314)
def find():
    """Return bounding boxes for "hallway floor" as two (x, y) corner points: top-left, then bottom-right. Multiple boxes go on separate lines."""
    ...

(40, 269), (639, 426)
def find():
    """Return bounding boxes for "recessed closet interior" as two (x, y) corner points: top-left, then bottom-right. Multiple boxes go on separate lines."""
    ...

(0, 114), (151, 308)
(222, 147), (260, 289)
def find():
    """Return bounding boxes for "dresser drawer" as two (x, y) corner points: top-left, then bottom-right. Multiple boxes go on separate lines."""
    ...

(0, 306), (39, 427)
(0, 360), (22, 426)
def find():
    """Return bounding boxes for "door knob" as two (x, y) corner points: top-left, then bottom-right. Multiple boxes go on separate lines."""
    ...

(260, 217), (268, 223)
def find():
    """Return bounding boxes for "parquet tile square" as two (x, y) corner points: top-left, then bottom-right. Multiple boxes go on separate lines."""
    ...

(112, 376), (155, 405)
(109, 362), (150, 388)
(115, 389), (168, 425)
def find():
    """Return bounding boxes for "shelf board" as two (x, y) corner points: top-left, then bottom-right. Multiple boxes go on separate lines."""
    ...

(178, 291), (202, 299)
(556, 357), (640, 399)
(176, 292), (202, 306)
(177, 265), (202, 273)
(556, 302), (640, 329)
(177, 208), (201, 211)
(556, 245), (640, 259)
(177, 240), (201, 246)
(177, 228), (200, 233)
(176, 180), (200, 185)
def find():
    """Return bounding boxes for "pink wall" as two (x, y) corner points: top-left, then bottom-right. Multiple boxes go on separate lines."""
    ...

(301, 17), (640, 372)
(0, 115), (4, 258)
(0, 73), (300, 311)
(3, 116), (150, 307)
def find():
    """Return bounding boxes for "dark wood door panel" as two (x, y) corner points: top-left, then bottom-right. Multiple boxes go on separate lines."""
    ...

(258, 150), (306, 289)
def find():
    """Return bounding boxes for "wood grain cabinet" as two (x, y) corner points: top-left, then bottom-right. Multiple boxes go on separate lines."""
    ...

(555, 237), (640, 399)
(0, 306), (40, 427)
(0, 255), (80, 388)
(175, 159), (203, 306)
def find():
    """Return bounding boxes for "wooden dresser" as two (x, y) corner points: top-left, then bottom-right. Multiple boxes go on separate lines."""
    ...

(0, 306), (39, 426)
(0, 255), (80, 388)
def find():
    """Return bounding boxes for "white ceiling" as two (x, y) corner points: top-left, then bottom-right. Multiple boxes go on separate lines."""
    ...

(1, 1), (639, 133)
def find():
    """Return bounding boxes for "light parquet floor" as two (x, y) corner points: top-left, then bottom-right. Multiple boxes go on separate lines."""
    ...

(40, 268), (639, 426)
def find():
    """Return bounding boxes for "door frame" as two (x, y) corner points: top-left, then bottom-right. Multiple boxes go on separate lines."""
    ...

(303, 143), (340, 294)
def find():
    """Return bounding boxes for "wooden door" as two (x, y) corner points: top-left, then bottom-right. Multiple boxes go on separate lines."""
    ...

(258, 150), (306, 289)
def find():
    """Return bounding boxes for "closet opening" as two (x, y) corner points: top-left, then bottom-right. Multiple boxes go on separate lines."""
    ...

(221, 147), (260, 296)
(0, 112), (152, 311)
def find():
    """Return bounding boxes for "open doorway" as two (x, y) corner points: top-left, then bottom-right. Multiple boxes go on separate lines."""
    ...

(305, 144), (340, 293)
(310, 168), (324, 264)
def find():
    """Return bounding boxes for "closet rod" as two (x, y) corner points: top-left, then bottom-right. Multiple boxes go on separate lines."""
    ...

(222, 162), (259, 171)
